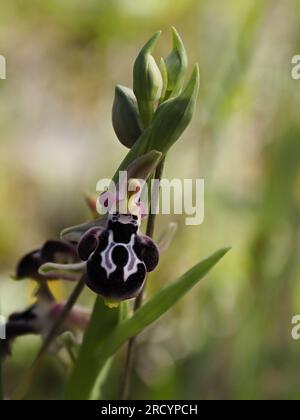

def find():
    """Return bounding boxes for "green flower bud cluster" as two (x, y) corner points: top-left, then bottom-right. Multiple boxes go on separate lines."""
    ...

(112, 27), (200, 169)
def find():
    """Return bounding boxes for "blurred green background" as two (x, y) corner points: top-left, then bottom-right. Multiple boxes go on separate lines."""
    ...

(1, 0), (300, 400)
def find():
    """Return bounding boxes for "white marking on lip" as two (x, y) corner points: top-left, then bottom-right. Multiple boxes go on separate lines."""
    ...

(100, 230), (143, 282)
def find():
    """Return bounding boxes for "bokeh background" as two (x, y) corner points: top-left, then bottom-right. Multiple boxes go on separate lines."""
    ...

(1, 0), (300, 400)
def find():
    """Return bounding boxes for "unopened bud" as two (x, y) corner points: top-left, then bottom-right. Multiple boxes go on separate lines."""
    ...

(133, 31), (163, 128)
(164, 27), (188, 99)
(149, 64), (200, 155)
(112, 85), (143, 149)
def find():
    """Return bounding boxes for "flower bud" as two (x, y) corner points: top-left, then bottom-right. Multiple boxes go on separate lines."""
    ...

(133, 31), (163, 127)
(149, 64), (200, 154)
(164, 27), (188, 99)
(112, 85), (143, 149)
(108, 66), (199, 190)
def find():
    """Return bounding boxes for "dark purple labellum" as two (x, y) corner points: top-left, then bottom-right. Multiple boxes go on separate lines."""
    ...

(15, 240), (79, 281)
(78, 213), (159, 301)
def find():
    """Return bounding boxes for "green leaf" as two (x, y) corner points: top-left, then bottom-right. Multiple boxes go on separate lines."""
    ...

(65, 248), (229, 400)
(65, 296), (121, 400)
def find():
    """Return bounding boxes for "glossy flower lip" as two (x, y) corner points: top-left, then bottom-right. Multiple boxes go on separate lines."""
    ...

(15, 240), (79, 282)
(78, 215), (160, 302)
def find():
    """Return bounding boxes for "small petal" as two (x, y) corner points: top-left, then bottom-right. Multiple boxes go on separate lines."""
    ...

(61, 218), (107, 243)
(83, 192), (99, 219)
(40, 240), (78, 264)
(157, 222), (178, 253)
(125, 150), (162, 183)
(15, 240), (79, 282)
(15, 250), (43, 281)
(38, 261), (86, 281)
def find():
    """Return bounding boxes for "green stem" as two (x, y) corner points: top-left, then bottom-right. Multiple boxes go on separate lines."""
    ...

(120, 157), (165, 400)
(11, 277), (85, 400)
(139, 100), (154, 128)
